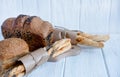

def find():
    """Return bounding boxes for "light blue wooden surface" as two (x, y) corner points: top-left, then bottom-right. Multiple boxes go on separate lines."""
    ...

(0, 0), (120, 77)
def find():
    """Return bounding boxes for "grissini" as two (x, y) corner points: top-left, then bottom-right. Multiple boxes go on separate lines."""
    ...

(53, 28), (109, 48)
(48, 39), (72, 58)
(52, 43), (71, 57)
(53, 38), (71, 51)
(54, 26), (110, 42)
(77, 32), (110, 42)
(2, 64), (25, 77)
(8, 65), (25, 77)
(15, 72), (25, 77)
(76, 35), (104, 48)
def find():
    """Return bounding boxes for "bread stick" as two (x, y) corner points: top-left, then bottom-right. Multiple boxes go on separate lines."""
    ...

(86, 35), (109, 42)
(76, 35), (104, 48)
(77, 32), (109, 42)
(52, 43), (71, 57)
(48, 39), (72, 57)
(16, 72), (25, 77)
(2, 64), (25, 77)
(9, 65), (25, 77)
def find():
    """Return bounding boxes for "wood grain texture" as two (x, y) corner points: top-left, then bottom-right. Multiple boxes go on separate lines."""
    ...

(64, 48), (108, 77)
(79, 0), (111, 34)
(102, 34), (120, 77)
(109, 0), (120, 34)
(51, 0), (80, 30)
(26, 60), (65, 77)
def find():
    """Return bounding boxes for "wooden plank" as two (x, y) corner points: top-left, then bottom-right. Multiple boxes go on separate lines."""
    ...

(102, 34), (120, 77)
(27, 60), (65, 77)
(109, 0), (120, 34)
(51, 0), (80, 30)
(64, 48), (108, 77)
(79, 0), (111, 34)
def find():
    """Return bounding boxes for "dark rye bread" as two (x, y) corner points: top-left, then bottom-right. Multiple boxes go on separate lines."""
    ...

(1, 14), (54, 51)
(1, 15), (29, 38)
(23, 16), (53, 51)
(13, 14), (30, 28)
(1, 18), (15, 38)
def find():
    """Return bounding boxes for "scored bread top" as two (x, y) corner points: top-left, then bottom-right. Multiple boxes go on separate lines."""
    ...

(1, 14), (54, 51)
(23, 16), (53, 38)
(14, 14), (30, 28)
(1, 18), (15, 30)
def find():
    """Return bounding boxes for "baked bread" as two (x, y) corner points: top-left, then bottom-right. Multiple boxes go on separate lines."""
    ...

(1, 14), (54, 51)
(2, 64), (25, 77)
(77, 32), (110, 42)
(48, 39), (72, 57)
(76, 35), (104, 48)
(0, 38), (29, 75)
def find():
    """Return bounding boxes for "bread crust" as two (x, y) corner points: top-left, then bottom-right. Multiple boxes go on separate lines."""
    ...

(1, 18), (15, 38)
(0, 38), (29, 75)
(1, 15), (54, 51)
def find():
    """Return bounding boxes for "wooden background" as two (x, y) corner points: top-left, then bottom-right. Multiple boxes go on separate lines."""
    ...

(0, 0), (120, 77)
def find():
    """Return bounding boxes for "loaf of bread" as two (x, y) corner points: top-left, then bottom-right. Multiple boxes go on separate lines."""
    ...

(0, 38), (29, 75)
(1, 14), (54, 51)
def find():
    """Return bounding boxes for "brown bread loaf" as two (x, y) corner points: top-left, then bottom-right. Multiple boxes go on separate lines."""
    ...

(1, 14), (54, 51)
(1, 18), (15, 38)
(0, 38), (29, 75)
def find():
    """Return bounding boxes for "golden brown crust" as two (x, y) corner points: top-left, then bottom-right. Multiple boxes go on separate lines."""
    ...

(48, 39), (72, 57)
(77, 32), (110, 42)
(0, 38), (29, 75)
(1, 18), (15, 38)
(8, 65), (25, 77)
(2, 64), (25, 77)
(0, 38), (29, 61)
(13, 14), (30, 28)
(76, 35), (104, 48)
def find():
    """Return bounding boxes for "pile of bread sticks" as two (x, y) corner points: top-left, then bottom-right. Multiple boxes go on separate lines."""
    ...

(76, 31), (109, 48)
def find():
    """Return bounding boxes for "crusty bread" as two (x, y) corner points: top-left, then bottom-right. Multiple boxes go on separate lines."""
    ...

(23, 16), (53, 51)
(13, 15), (30, 28)
(77, 32), (110, 42)
(48, 39), (72, 57)
(7, 65), (25, 77)
(1, 14), (54, 51)
(0, 38), (29, 75)
(76, 35), (104, 48)
(1, 18), (15, 38)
